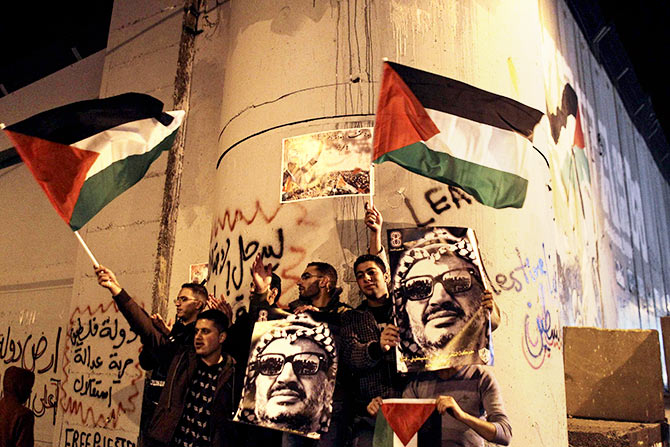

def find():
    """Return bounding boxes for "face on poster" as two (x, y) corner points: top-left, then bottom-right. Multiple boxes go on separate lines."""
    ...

(189, 263), (208, 284)
(234, 314), (338, 438)
(281, 127), (373, 203)
(388, 227), (492, 372)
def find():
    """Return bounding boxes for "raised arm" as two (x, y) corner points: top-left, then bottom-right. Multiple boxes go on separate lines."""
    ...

(365, 202), (383, 256)
(94, 265), (168, 351)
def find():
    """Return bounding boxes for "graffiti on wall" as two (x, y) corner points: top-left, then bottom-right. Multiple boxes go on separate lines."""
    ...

(209, 200), (318, 313)
(523, 301), (562, 370)
(0, 325), (62, 425)
(402, 185), (475, 227)
(60, 300), (143, 428)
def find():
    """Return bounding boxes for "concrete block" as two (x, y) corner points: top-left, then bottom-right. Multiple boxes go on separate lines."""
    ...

(661, 317), (670, 389)
(567, 418), (664, 447)
(563, 327), (664, 422)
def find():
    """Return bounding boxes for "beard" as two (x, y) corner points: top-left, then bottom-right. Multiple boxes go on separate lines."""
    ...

(256, 386), (325, 433)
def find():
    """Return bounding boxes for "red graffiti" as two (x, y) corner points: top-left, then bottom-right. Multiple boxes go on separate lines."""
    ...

(212, 200), (281, 237)
(60, 300), (143, 428)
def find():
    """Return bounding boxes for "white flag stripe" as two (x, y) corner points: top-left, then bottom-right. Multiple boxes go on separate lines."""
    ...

(424, 108), (531, 178)
(77, 110), (185, 180)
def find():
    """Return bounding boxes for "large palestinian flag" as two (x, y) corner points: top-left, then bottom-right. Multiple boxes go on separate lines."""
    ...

(373, 62), (543, 209)
(3, 93), (183, 230)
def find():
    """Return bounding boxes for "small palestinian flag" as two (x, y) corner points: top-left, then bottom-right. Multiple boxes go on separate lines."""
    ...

(373, 61), (543, 209)
(373, 398), (436, 447)
(3, 93), (183, 230)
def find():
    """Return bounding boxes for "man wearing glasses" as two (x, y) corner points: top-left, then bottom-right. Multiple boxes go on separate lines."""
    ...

(390, 229), (498, 368)
(94, 265), (209, 434)
(235, 316), (337, 438)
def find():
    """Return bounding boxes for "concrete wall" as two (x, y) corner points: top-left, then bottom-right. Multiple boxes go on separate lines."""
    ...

(0, 52), (104, 447)
(1, 0), (670, 446)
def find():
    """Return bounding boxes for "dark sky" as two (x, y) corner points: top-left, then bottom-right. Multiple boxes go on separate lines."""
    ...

(1, 1), (669, 175)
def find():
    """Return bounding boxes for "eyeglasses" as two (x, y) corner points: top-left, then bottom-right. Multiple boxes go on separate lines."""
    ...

(300, 272), (323, 281)
(254, 352), (328, 376)
(174, 296), (196, 304)
(399, 268), (477, 301)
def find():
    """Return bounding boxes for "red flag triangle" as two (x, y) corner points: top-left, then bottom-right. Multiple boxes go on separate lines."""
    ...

(381, 399), (435, 446)
(5, 130), (99, 224)
(373, 62), (440, 161)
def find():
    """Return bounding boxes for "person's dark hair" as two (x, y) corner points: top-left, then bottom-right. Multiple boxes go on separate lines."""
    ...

(307, 262), (338, 291)
(3, 366), (35, 404)
(270, 273), (282, 298)
(181, 282), (208, 302)
(197, 309), (229, 332)
(354, 254), (387, 274)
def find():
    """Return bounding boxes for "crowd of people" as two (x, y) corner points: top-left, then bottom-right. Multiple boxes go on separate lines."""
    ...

(0, 204), (514, 447)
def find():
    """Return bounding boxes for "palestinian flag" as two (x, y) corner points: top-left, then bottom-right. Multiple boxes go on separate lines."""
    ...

(3, 93), (183, 230)
(373, 398), (436, 447)
(373, 61), (543, 209)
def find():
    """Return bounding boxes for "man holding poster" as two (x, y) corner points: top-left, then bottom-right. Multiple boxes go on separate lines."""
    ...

(388, 227), (495, 372)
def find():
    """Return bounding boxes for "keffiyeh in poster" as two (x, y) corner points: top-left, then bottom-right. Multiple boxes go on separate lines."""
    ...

(234, 314), (338, 438)
(388, 227), (492, 373)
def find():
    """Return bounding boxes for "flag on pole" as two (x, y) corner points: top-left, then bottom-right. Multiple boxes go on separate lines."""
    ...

(373, 399), (436, 447)
(3, 93), (184, 230)
(373, 61), (543, 209)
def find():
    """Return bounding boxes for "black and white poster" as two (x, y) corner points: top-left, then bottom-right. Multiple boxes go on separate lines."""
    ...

(234, 314), (338, 438)
(388, 227), (492, 373)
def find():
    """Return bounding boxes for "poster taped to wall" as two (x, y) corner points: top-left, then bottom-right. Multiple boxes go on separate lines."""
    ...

(281, 128), (372, 202)
(189, 263), (208, 284)
(234, 314), (338, 438)
(388, 227), (492, 373)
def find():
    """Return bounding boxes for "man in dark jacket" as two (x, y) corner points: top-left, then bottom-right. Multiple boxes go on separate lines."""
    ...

(146, 309), (237, 447)
(0, 366), (35, 447)
(285, 261), (352, 447)
(95, 266), (234, 446)
(95, 265), (208, 426)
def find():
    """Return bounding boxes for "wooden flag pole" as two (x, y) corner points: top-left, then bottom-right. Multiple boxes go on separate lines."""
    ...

(74, 231), (100, 267)
(369, 163), (375, 209)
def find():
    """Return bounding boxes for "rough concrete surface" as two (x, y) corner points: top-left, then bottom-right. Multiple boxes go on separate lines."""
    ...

(567, 418), (664, 447)
(564, 327), (664, 422)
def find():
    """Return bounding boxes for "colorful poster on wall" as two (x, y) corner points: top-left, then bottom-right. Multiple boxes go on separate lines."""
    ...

(189, 262), (208, 285)
(234, 314), (338, 438)
(281, 128), (372, 202)
(388, 227), (492, 373)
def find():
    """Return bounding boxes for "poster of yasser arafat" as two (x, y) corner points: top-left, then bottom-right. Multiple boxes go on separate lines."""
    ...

(388, 226), (492, 373)
(233, 314), (338, 438)
(281, 127), (372, 202)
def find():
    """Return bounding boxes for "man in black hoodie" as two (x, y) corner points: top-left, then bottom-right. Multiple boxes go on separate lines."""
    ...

(0, 366), (35, 447)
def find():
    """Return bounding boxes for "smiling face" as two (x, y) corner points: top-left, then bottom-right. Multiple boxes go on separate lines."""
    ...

(402, 253), (481, 352)
(253, 337), (330, 432)
(355, 260), (389, 304)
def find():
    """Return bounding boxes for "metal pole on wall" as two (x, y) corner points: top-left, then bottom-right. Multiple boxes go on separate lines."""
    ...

(151, 0), (204, 318)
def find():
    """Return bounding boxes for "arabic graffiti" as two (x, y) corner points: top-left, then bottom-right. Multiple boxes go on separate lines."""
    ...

(60, 300), (143, 428)
(522, 301), (562, 370)
(0, 326), (61, 373)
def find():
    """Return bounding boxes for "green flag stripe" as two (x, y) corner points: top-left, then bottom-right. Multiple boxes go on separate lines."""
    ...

(68, 129), (177, 230)
(373, 410), (395, 447)
(374, 142), (528, 209)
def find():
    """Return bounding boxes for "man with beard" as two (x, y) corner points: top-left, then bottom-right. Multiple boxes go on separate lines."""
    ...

(390, 228), (498, 369)
(235, 316), (337, 438)
(352, 205), (501, 445)
(285, 262), (351, 447)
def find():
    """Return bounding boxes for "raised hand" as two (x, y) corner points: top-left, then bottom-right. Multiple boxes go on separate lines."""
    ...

(250, 253), (273, 294)
(94, 265), (122, 296)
